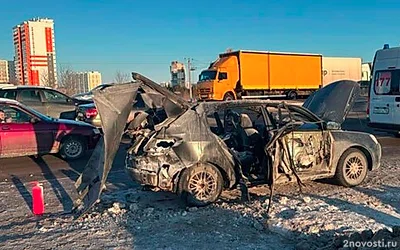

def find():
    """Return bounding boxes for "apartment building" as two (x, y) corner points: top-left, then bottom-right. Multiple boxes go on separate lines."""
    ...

(170, 61), (186, 87)
(73, 71), (102, 93)
(13, 18), (57, 86)
(0, 60), (9, 83)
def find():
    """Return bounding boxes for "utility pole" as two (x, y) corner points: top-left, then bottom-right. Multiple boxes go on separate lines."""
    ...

(185, 57), (195, 100)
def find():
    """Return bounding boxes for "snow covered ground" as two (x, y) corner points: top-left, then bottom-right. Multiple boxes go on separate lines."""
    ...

(1, 105), (400, 249)
(1, 151), (399, 249)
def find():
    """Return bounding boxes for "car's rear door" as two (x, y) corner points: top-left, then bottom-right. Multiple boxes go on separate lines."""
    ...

(16, 89), (46, 114)
(41, 89), (76, 119)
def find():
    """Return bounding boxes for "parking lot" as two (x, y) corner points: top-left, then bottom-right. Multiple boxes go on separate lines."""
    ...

(1, 98), (399, 249)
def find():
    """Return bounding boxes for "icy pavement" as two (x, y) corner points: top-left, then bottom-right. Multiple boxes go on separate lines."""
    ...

(1, 158), (400, 249)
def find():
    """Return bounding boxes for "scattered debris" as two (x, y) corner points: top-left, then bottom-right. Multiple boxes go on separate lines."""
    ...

(129, 203), (139, 212)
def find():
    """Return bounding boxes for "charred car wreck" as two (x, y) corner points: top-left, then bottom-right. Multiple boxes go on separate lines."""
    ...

(73, 73), (382, 216)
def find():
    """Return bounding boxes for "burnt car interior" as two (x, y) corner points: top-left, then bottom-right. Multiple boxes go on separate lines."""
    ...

(125, 89), (168, 132)
(206, 103), (332, 187)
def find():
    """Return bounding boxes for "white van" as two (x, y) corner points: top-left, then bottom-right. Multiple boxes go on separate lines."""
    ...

(368, 44), (400, 135)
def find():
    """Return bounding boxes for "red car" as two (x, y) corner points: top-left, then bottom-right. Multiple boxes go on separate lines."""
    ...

(0, 98), (101, 160)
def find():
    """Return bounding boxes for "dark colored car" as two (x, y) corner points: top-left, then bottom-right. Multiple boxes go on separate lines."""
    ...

(0, 98), (101, 160)
(0, 86), (92, 119)
(73, 74), (382, 215)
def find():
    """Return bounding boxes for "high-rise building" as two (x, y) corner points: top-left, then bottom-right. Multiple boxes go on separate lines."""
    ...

(13, 18), (57, 86)
(72, 71), (102, 93)
(170, 61), (185, 87)
(7, 60), (17, 84)
(0, 60), (9, 83)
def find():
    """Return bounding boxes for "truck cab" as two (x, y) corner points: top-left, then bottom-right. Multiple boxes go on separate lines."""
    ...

(368, 44), (400, 136)
(197, 56), (239, 101)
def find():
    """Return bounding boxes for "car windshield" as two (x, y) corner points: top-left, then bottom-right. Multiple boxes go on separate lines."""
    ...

(199, 70), (217, 81)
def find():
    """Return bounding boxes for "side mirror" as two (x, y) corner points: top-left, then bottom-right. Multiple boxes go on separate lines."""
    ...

(30, 117), (40, 124)
(326, 121), (341, 130)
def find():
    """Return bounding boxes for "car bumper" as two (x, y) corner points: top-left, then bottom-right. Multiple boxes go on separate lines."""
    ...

(371, 140), (382, 170)
(126, 167), (158, 187)
(76, 112), (102, 128)
(125, 155), (176, 191)
(197, 93), (215, 100)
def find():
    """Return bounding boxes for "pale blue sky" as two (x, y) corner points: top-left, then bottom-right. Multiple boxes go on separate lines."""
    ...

(0, 0), (399, 83)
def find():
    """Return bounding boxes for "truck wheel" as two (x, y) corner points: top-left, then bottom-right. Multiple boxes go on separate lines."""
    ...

(177, 163), (223, 207)
(223, 93), (235, 101)
(334, 148), (368, 187)
(287, 91), (297, 100)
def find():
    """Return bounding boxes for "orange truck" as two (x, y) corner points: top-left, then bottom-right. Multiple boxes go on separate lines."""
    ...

(196, 50), (323, 100)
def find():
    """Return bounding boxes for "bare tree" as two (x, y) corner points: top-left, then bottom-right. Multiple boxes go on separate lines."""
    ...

(114, 70), (130, 84)
(58, 64), (77, 96)
(40, 71), (52, 88)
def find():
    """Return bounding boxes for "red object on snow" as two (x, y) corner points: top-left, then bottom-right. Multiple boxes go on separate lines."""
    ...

(32, 181), (44, 215)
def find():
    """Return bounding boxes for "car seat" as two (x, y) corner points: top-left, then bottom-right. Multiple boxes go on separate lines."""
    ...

(237, 113), (261, 150)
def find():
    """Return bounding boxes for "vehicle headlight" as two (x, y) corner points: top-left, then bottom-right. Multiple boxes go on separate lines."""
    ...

(369, 134), (378, 144)
(93, 128), (101, 135)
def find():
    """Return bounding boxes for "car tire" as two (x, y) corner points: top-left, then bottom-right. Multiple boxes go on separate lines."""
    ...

(223, 93), (235, 101)
(59, 136), (86, 160)
(334, 148), (368, 187)
(177, 163), (223, 207)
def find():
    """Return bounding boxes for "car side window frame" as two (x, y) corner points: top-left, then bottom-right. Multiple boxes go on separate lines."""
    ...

(17, 89), (43, 103)
(1, 105), (34, 124)
(265, 104), (324, 130)
(0, 90), (17, 100)
(42, 89), (71, 104)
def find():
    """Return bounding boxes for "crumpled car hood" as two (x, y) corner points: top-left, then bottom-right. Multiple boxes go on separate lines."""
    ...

(73, 73), (190, 216)
(302, 80), (361, 125)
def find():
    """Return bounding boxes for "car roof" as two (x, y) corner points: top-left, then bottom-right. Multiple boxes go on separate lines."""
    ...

(0, 85), (54, 90)
(197, 99), (303, 107)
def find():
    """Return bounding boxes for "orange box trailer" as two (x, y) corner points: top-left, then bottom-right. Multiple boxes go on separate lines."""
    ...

(196, 50), (323, 101)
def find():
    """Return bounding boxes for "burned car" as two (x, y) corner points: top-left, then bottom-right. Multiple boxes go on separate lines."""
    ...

(73, 74), (381, 215)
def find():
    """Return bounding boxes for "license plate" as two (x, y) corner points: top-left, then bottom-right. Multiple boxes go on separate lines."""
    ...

(373, 107), (389, 114)
(201, 94), (208, 98)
